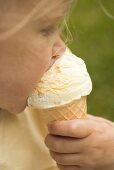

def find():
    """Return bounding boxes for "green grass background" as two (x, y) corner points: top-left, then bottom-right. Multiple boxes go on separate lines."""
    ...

(67, 0), (114, 121)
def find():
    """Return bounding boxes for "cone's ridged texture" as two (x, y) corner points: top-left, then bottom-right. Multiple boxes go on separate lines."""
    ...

(40, 96), (87, 124)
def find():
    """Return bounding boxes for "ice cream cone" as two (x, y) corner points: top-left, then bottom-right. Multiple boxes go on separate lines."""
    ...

(41, 96), (87, 124)
(27, 50), (92, 124)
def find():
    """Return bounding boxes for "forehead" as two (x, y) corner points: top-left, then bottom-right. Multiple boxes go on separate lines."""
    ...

(0, 0), (72, 14)
(0, 0), (72, 23)
(31, 0), (73, 26)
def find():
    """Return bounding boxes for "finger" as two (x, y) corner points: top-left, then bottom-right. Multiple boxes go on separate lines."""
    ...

(87, 114), (105, 121)
(57, 164), (91, 170)
(45, 135), (86, 153)
(57, 164), (82, 170)
(48, 119), (94, 138)
(50, 151), (83, 166)
(87, 114), (114, 127)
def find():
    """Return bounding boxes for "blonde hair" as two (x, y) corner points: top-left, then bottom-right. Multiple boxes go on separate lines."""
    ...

(0, 0), (73, 41)
(98, 0), (114, 20)
(59, 0), (78, 46)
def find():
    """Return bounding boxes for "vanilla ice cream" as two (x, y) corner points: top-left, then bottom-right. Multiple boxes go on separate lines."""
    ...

(28, 50), (92, 109)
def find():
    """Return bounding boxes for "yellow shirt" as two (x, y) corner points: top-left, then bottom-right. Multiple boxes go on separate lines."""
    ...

(0, 108), (58, 170)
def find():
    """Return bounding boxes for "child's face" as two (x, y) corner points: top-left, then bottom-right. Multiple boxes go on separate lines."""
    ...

(0, 2), (67, 113)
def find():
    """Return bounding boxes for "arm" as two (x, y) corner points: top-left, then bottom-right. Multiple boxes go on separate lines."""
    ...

(45, 115), (114, 170)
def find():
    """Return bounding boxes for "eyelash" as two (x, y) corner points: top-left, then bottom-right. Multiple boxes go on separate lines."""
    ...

(40, 26), (57, 36)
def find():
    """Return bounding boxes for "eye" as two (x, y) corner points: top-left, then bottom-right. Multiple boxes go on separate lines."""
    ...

(40, 26), (57, 36)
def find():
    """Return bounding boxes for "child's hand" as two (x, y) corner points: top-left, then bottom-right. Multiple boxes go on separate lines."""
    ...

(45, 115), (114, 170)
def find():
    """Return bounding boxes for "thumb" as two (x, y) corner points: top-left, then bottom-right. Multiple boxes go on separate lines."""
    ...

(48, 119), (94, 138)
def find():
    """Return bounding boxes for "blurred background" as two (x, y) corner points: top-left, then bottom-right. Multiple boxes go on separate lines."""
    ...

(67, 0), (114, 120)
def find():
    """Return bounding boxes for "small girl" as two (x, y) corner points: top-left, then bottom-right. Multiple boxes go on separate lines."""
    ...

(0, 0), (73, 170)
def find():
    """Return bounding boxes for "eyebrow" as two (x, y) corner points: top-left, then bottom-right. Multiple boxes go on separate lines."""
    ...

(32, 14), (64, 31)
(41, 16), (63, 25)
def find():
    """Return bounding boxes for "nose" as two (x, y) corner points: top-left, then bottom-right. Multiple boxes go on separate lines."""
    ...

(52, 37), (66, 57)
(47, 37), (66, 71)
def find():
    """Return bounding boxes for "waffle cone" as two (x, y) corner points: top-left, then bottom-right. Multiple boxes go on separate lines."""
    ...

(41, 96), (87, 124)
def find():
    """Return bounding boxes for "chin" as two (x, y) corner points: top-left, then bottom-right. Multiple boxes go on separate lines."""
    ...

(8, 107), (25, 114)
(7, 100), (27, 114)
